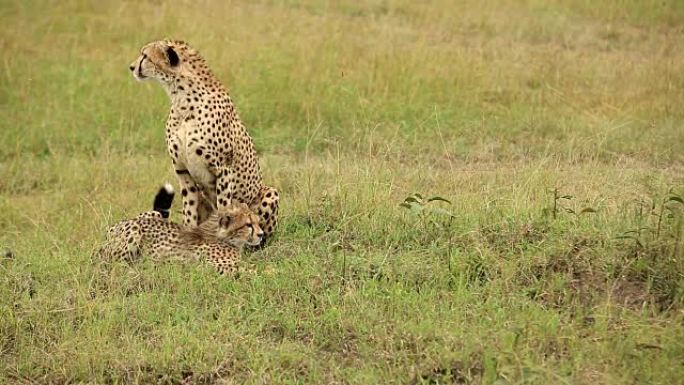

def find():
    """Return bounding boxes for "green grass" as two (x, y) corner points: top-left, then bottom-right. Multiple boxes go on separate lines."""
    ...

(1, 0), (683, 383)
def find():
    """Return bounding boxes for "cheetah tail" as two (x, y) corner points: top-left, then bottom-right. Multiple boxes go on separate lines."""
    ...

(153, 183), (175, 218)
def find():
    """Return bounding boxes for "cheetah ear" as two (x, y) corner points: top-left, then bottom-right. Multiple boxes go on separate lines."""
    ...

(218, 215), (231, 228)
(166, 46), (179, 67)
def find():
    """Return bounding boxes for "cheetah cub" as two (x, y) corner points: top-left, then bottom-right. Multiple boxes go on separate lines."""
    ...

(98, 184), (263, 276)
(129, 40), (279, 246)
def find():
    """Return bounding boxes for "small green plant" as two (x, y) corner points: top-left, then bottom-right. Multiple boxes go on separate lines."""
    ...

(398, 193), (456, 249)
(542, 187), (597, 220)
(399, 193), (454, 219)
(616, 188), (684, 259)
(613, 188), (684, 306)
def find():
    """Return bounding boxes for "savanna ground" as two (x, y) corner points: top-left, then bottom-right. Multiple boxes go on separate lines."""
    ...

(1, 0), (684, 383)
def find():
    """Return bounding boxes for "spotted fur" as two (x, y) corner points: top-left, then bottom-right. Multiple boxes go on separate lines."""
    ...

(98, 185), (263, 276)
(129, 39), (279, 245)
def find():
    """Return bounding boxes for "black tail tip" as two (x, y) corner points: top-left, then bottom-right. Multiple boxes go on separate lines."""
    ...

(153, 183), (175, 218)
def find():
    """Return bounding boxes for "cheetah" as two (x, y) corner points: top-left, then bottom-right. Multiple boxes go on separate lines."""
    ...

(98, 184), (263, 276)
(129, 39), (279, 245)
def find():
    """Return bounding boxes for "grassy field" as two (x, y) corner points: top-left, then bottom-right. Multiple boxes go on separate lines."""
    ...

(1, 0), (684, 383)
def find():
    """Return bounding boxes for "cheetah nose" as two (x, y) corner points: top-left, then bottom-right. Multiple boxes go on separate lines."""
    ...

(129, 65), (135, 72)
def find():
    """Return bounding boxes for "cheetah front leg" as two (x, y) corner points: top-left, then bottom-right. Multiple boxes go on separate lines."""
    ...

(214, 166), (237, 214)
(249, 185), (280, 244)
(175, 168), (202, 227)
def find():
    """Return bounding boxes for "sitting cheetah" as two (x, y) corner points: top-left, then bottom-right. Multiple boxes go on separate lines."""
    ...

(98, 184), (263, 276)
(129, 39), (279, 245)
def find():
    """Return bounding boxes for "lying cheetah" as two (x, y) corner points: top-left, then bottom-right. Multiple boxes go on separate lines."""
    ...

(98, 184), (263, 276)
(129, 39), (279, 245)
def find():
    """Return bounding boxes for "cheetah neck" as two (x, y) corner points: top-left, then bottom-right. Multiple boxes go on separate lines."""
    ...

(165, 76), (242, 129)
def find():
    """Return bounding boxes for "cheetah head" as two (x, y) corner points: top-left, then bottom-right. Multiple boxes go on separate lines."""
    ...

(129, 40), (192, 83)
(217, 203), (265, 248)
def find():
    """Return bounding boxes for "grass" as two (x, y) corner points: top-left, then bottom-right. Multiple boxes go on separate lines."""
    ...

(1, 0), (683, 383)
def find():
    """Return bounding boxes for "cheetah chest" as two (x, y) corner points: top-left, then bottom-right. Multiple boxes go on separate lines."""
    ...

(168, 127), (217, 191)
